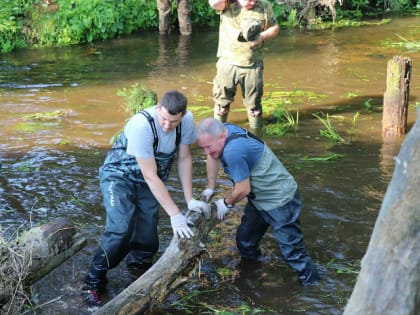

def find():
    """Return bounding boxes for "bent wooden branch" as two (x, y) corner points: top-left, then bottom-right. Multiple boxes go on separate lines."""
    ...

(94, 204), (219, 315)
(0, 217), (86, 311)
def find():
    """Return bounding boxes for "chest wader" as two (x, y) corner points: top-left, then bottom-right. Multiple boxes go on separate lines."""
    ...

(85, 111), (181, 291)
(223, 127), (319, 285)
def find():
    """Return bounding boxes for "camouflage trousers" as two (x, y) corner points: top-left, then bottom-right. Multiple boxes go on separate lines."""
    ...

(212, 58), (264, 127)
(157, 0), (192, 35)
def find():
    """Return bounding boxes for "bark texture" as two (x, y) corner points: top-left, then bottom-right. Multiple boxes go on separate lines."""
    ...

(343, 107), (420, 315)
(94, 205), (219, 315)
(382, 56), (412, 136)
(0, 217), (86, 312)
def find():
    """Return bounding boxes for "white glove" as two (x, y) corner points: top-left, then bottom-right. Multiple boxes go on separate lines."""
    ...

(200, 188), (215, 203)
(214, 199), (230, 220)
(188, 199), (211, 219)
(170, 213), (194, 239)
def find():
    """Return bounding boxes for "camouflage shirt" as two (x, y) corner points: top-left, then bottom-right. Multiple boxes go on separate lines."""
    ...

(216, 0), (278, 67)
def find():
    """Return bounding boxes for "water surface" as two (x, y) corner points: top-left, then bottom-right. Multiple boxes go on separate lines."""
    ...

(0, 15), (419, 314)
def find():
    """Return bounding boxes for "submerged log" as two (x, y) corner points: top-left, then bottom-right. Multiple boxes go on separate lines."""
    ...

(95, 205), (219, 315)
(0, 218), (86, 310)
(343, 107), (420, 315)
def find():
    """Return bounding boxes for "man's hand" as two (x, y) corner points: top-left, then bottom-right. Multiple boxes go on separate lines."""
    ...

(214, 198), (230, 220)
(188, 199), (211, 219)
(170, 213), (194, 239)
(200, 188), (215, 203)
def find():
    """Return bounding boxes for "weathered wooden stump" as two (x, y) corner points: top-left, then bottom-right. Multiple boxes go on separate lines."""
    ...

(343, 106), (420, 315)
(382, 56), (412, 136)
(94, 204), (219, 315)
(0, 218), (86, 312)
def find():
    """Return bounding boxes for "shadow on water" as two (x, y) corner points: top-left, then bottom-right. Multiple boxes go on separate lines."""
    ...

(0, 15), (419, 314)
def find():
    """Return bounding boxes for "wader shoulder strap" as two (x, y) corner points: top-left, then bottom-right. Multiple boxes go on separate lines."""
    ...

(224, 123), (264, 145)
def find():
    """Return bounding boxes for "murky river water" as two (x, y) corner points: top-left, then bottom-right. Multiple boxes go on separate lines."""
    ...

(1, 15), (419, 314)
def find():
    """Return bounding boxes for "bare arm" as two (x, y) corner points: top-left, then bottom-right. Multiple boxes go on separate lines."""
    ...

(177, 143), (194, 204)
(209, 0), (227, 11)
(206, 155), (220, 190)
(136, 157), (181, 217)
(251, 24), (280, 47)
(225, 178), (251, 205)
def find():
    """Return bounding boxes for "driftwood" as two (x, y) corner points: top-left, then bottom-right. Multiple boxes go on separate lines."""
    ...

(0, 218), (86, 311)
(94, 204), (219, 315)
(343, 107), (420, 315)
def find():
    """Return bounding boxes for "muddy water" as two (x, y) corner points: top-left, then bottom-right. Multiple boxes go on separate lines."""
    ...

(1, 15), (419, 314)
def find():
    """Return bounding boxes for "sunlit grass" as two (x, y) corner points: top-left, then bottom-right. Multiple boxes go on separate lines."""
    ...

(263, 103), (299, 136)
(300, 153), (344, 161)
(312, 112), (347, 143)
(382, 33), (420, 51)
(21, 110), (71, 121)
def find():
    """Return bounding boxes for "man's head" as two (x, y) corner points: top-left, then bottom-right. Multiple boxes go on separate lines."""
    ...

(195, 118), (227, 159)
(157, 90), (187, 133)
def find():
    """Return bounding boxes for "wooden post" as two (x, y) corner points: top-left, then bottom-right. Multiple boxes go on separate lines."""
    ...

(382, 56), (412, 136)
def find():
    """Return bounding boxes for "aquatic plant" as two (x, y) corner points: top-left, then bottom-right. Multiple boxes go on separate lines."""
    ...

(382, 33), (420, 51)
(116, 83), (157, 117)
(263, 103), (300, 136)
(313, 112), (347, 143)
(110, 83), (157, 144)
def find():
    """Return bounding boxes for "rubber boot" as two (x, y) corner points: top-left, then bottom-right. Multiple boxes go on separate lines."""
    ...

(248, 113), (262, 130)
(214, 104), (228, 123)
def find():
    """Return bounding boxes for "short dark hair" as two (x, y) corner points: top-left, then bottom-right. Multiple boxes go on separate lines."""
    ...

(160, 90), (187, 115)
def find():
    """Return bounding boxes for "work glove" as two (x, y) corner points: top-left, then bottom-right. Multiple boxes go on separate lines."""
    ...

(200, 188), (215, 203)
(214, 198), (230, 220)
(170, 213), (194, 239)
(188, 199), (211, 219)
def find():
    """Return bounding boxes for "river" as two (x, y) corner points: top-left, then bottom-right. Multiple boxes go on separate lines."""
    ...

(0, 14), (419, 314)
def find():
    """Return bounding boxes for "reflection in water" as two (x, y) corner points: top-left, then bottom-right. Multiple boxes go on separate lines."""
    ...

(157, 34), (192, 68)
(1, 15), (420, 314)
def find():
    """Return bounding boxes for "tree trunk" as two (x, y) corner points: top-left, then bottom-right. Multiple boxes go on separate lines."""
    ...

(94, 205), (220, 315)
(343, 107), (420, 315)
(0, 218), (86, 311)
(382, 56), (412, 136)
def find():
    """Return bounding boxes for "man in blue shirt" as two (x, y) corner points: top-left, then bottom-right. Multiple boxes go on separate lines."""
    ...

(196, 117), (319, 285)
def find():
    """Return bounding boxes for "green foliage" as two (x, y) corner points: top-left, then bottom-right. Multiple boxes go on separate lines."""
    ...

(191, 0), (219, 27)
(110, 83), (157, 144)
(382, 33), (420, 51)
(1, 0), (420, 52)
(29, 0), (157, 47)
(117, 83), (157, 117)
(313, 112), (347, 143)
(0, 0), (33, 52)
(263, 102), (299, 136)
(301, 153), (344, 161)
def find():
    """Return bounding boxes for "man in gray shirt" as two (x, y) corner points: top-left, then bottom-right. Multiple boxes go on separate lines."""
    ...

(82, 90), (209, 307)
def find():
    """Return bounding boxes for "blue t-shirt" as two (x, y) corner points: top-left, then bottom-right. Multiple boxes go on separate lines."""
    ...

(220, 124), (264, 183)
(220, 123), (297, 210)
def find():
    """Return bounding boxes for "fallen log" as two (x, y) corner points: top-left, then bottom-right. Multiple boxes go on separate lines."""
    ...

(0, 217), (86, 312)
(343, 107), (420, 315)
(94, 204), (219, 315)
